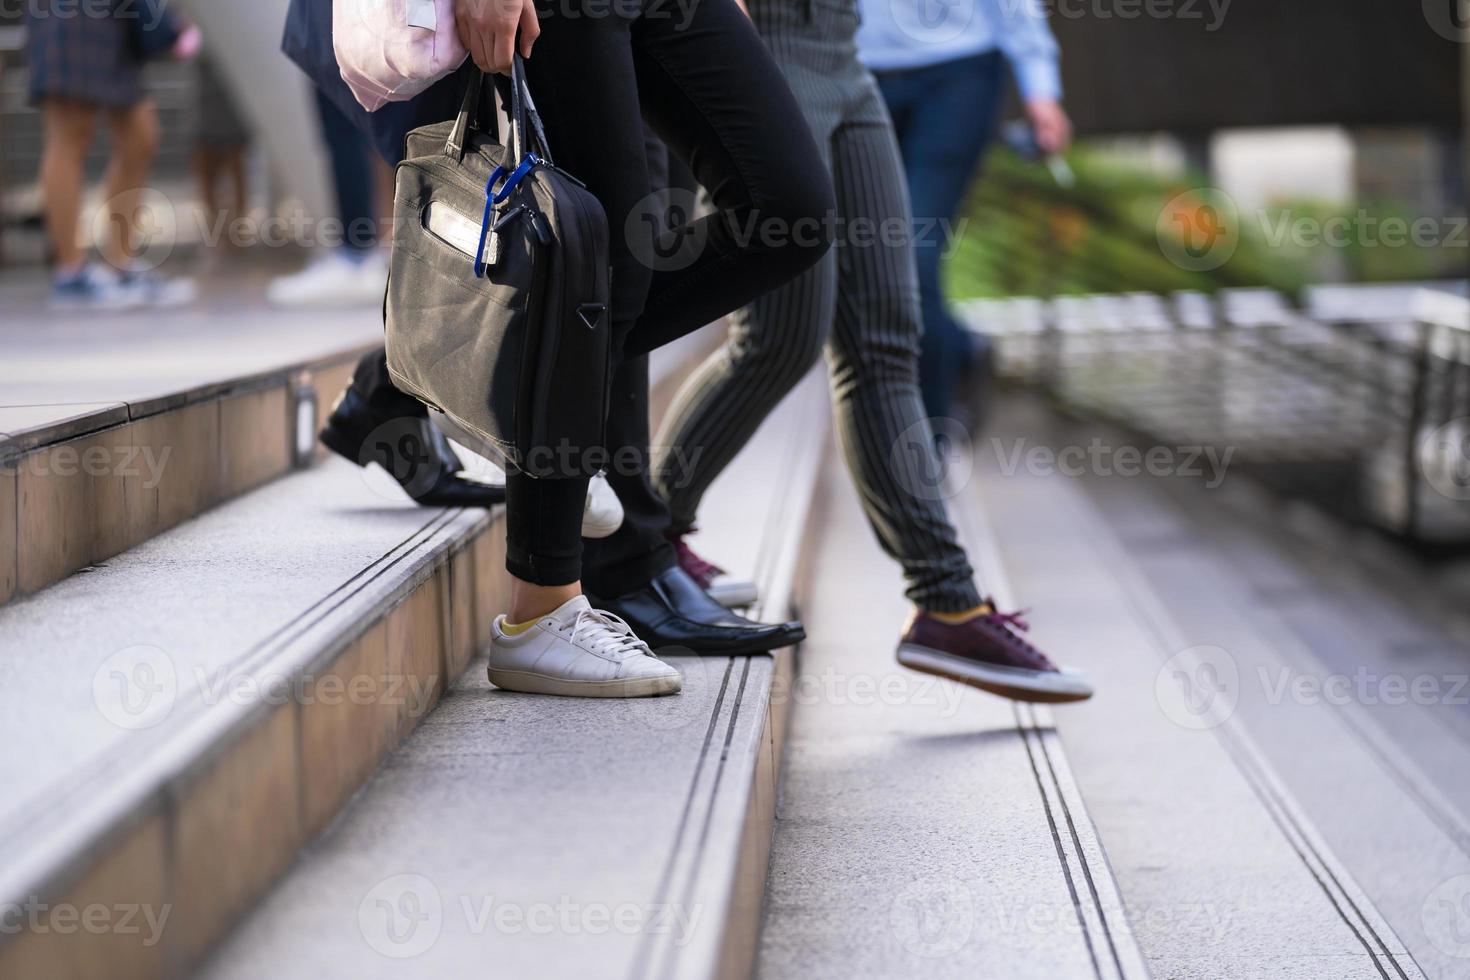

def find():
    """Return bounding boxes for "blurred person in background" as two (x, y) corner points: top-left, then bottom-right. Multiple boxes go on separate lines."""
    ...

(860, 0), (1071, 427)
(266, 92), (388, 307)
(192, 52), (251, 272)
(26, 0), (200, 309)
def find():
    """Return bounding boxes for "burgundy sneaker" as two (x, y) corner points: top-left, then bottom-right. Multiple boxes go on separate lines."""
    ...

(896, 600), (1094, 703)
(665, 530), (758, 609)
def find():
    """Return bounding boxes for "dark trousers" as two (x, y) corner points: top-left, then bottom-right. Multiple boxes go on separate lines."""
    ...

(313, 90), (378, 253)
(875, 51), (1007, 423)
(651, 0), (984, 613)
(351, 0), (833, 588)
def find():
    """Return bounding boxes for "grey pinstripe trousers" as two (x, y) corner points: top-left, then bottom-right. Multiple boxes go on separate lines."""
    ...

(651, 0), (983, 613)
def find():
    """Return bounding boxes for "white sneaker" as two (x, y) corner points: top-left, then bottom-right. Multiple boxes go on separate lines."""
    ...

(267, 250), (385, 308)
(583, 473), (624, 539)
(488, 596), (682, 698)
(50, 264), (140, 312)
(443, 441), (625, 540)
(121, 268), (198, 308)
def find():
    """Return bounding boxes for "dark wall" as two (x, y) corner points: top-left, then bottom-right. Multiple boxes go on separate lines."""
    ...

(1049, 0), (1463, 134)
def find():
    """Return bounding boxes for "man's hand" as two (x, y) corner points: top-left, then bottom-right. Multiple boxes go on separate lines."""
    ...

(456, 0), (540, 74)
(1025, 98), (1072, 156)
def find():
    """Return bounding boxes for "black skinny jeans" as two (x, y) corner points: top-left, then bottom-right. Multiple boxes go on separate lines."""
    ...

(503, 0), (834, 586)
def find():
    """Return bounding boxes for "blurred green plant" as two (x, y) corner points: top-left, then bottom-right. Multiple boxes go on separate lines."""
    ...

(944, 145), (1461, 301)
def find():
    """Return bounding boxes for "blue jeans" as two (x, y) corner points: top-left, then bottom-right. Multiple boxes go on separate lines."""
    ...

(875, 51), (1007, 422)
(313, 89), (377, 254)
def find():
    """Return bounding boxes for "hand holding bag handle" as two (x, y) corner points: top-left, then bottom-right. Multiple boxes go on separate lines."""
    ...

(444, 56), (551, 166)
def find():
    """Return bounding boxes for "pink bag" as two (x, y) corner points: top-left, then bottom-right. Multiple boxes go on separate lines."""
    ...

(333, 0), (469, 112)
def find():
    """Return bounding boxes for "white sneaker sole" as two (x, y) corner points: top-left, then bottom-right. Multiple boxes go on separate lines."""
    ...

(486, 664), (681, 699)
(707, 579), (758, 609)
(896, 644), (1094, 703)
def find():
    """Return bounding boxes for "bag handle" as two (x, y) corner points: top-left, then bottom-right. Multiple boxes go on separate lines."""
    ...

(444, 55), (553, 166)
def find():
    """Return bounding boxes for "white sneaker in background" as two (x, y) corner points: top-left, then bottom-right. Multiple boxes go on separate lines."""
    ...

(355, 248), (388, 292)
(267, 250), (385, 308)
(488, 596), (682, 698)
(121, 268), (198, 308)
(583, 473), (624, 539)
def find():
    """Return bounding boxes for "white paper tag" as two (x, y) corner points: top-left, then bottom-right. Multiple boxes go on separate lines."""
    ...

(405, 0), (438, 31)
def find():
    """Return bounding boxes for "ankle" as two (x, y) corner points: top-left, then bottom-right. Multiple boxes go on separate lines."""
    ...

(508, 580), (581, 624)
(923, 602), (995, 625)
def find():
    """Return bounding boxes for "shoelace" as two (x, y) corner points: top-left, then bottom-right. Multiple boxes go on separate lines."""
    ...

(669, 533), (723, 588)
(976, 598), (1060, 671)
(561, 607), (652, 662)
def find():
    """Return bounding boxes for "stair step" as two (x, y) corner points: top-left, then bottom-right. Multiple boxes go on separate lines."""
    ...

(0, 452), (498, 978)
(1, 305), (381, 604)
(192, 371), (830, 980)
(757, 440), (1147, 979)
(975, 394), (1429, 979)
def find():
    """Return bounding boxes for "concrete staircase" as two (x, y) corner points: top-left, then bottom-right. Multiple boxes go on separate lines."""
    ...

(5, 296), (1452, 979)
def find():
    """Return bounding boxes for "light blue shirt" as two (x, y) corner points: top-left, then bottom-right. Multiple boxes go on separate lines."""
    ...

(857, 0), (1063, 101)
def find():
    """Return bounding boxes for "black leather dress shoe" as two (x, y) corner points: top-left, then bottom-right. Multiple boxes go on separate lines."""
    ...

(319, 388), (506, 508)
(589, 565), (805, 655)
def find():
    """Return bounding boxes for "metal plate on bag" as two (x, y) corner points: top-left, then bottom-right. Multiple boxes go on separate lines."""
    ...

(423, 200), (496, 268)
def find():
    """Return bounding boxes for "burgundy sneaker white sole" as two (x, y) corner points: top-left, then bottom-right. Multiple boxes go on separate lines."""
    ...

(706, 577), (758, 609)
(896, 643), (1095, 703)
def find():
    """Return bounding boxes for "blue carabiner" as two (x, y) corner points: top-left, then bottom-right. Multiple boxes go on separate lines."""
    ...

(474, 153), (541, 278)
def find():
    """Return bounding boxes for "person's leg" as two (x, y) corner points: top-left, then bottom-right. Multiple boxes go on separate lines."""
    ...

(101, 100), (161, 269)
(876, 53), (1006, 423)
(652, 236), (835, 535)
(314, 88), (378, 254)
(642, 4), (843, 531)
(579, 130), (679, 596)
(581, 354), (675, 595)
(823, 98), (983, 614)
(193, 147), (222, 237)
(317, 347), (505, 509)
(519, 0), (825, 650)
(351, 348), (430, 420)
(38, 99), (97, 273)
(507, 7), (649, 617)
(620, 0), (835, 356)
